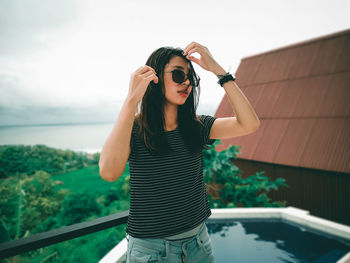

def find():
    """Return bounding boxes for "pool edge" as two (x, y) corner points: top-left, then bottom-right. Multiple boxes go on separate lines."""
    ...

(209, 206), (350, 241)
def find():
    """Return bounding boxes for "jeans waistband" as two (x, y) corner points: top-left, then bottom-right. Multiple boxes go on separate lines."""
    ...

(126, 221), (207, 249)
(165, 222), (205, 241)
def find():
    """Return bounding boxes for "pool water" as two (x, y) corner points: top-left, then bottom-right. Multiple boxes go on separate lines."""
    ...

(207, 219), (350, 263)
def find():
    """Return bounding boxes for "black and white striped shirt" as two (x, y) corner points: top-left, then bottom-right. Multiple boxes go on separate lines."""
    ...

(126, 115), (217, 238)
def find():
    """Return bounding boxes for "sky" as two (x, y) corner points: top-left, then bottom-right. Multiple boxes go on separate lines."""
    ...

(0, 0), (349, 125)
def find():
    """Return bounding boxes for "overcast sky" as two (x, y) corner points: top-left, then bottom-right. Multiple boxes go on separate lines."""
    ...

(0, 0), (349, 125)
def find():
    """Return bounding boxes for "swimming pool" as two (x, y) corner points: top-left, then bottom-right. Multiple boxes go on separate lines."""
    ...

(99, 207), (350, 263)
(207, 218), (350, 262)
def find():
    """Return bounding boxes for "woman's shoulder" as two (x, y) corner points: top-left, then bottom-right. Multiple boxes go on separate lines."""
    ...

(196, 114), (216, 123)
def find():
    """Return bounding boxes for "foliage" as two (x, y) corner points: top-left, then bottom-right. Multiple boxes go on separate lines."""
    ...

(0, 144), (99, 178)
(21, 171), (67, 233)
(0, 158), (130, 262)
(203, 140), (288, 208)
(58, 191), (102, 226)
(8, 224), (128, 263)
(0, 219), (11, 243)
(0, 171), (67, 240)
(0, 177), (18, 241)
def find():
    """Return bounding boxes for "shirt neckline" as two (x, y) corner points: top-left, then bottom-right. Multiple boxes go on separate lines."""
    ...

(164, 126), (178, 133)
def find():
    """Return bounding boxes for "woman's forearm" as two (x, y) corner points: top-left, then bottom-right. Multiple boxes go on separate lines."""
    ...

(99, 97), (138, 181)
(212, 66), (260, 131)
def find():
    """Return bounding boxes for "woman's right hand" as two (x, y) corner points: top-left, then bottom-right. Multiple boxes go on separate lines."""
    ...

(127, 65), (158, 104)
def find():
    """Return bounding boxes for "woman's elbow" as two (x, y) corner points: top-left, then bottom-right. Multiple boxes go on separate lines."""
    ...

(99, 168), (120, 182)
(252, 122), (260, 132)
(246, 122), (260, 134)
(99, 161), (122, 182)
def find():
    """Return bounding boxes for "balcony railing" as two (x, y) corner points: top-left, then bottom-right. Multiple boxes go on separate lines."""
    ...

(0, 210), (129, 259)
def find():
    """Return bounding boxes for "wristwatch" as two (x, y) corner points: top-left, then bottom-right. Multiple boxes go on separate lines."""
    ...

(217, 72), (236, 87)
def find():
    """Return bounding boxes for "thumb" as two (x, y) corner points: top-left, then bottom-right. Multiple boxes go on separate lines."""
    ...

(187, 55), (200, 64)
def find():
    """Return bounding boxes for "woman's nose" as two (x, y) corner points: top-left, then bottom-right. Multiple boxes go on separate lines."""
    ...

(183, 78), (190, 85)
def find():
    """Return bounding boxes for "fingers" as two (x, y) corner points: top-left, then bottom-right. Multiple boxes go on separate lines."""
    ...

(142, 70), (154, 78)
(187, 54), (200, 64)
(183, 41), (197, 54)
(147, 74), (159, 84)
(132, 65), (158, 83)
(136, 65), (157, 76)
(183, 41), (202, 55)
(186, 47), (199, 57)
(142, 70), (158, 83)
(183, 46), (202, 64)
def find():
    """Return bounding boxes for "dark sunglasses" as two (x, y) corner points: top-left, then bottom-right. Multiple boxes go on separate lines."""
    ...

(164, 69), (200, 87)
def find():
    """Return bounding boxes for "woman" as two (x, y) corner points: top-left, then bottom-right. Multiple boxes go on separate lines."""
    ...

(99, 42), (260, 262)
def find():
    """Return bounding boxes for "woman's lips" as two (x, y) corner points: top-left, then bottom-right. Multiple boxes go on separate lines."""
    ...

(178, 91), (188, 97)
(178, 88), (189, 97)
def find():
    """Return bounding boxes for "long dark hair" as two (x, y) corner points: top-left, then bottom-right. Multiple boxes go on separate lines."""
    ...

(134, 46), (207, 155)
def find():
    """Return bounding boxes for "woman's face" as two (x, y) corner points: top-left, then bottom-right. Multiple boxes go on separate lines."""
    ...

(162, 56), (193, 106)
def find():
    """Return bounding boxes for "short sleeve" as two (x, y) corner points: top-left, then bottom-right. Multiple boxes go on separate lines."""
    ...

(199, 115), (217, 145)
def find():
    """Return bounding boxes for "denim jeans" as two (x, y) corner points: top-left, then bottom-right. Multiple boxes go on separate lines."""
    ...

(126, 222), (215, 263)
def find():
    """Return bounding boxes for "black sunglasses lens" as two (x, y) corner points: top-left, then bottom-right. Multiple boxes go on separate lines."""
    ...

(172, 70), (185, 83)
(172, 70), (200, 87)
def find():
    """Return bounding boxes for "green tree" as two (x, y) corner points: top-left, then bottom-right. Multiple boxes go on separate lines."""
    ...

(0, 171), (67, 240)
(203, 140), (288, 208)
(0, 145), (90, 178)
(0, 177), (18, 241)
(21, 171), (66, 235)
(59, 191), (102, 226)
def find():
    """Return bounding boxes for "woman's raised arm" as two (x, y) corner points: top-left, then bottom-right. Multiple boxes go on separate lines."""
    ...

(99, 65), (158, 181)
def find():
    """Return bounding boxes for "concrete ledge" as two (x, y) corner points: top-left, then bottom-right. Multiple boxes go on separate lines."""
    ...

(99, 238), (127, 263)
(281, 207), (350, 241)
(210, 206), (309, 219)
(210, 206), (350, 241)
(337, 252), (350, 263)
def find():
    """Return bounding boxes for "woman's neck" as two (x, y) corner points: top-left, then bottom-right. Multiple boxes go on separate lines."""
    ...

(163, 103), (178, 130)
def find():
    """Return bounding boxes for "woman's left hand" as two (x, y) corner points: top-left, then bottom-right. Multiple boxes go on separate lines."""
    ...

(183, 42), (225, 75)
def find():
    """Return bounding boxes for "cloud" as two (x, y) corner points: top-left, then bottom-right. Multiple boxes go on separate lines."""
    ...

(0, 74), (30, 109)
(0, 0), (81, 57)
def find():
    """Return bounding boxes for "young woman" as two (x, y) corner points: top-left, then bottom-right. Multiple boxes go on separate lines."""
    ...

(99, 42), (260, 263)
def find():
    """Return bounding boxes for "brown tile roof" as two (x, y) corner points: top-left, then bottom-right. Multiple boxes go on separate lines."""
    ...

(214, 29), (350, 174)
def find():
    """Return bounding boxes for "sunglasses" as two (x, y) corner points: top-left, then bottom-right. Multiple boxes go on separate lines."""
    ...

(164, 69), (200, 87)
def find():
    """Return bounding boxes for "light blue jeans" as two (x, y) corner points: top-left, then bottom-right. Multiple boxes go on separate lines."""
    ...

(126, 222), (215, 263)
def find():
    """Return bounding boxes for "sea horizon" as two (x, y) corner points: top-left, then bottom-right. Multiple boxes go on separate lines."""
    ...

(0, 120), (114, 128)
(0, 122), (114, 154)
(0, 106), (217, 154)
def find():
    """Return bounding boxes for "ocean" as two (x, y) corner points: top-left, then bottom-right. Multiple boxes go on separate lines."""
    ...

(0, 122), (115, 153)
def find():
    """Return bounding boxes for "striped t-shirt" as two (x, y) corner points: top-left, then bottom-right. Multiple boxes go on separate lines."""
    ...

(126, 114), (217, 238)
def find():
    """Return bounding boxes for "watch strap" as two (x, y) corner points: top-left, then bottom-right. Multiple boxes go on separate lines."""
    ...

(217, 73), (236, 86)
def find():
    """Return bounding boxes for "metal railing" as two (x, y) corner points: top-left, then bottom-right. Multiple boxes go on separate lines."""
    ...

(0, 210), (129, 259)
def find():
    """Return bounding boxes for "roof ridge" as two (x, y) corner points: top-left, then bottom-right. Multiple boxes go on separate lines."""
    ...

(241, 28), (350, 61)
